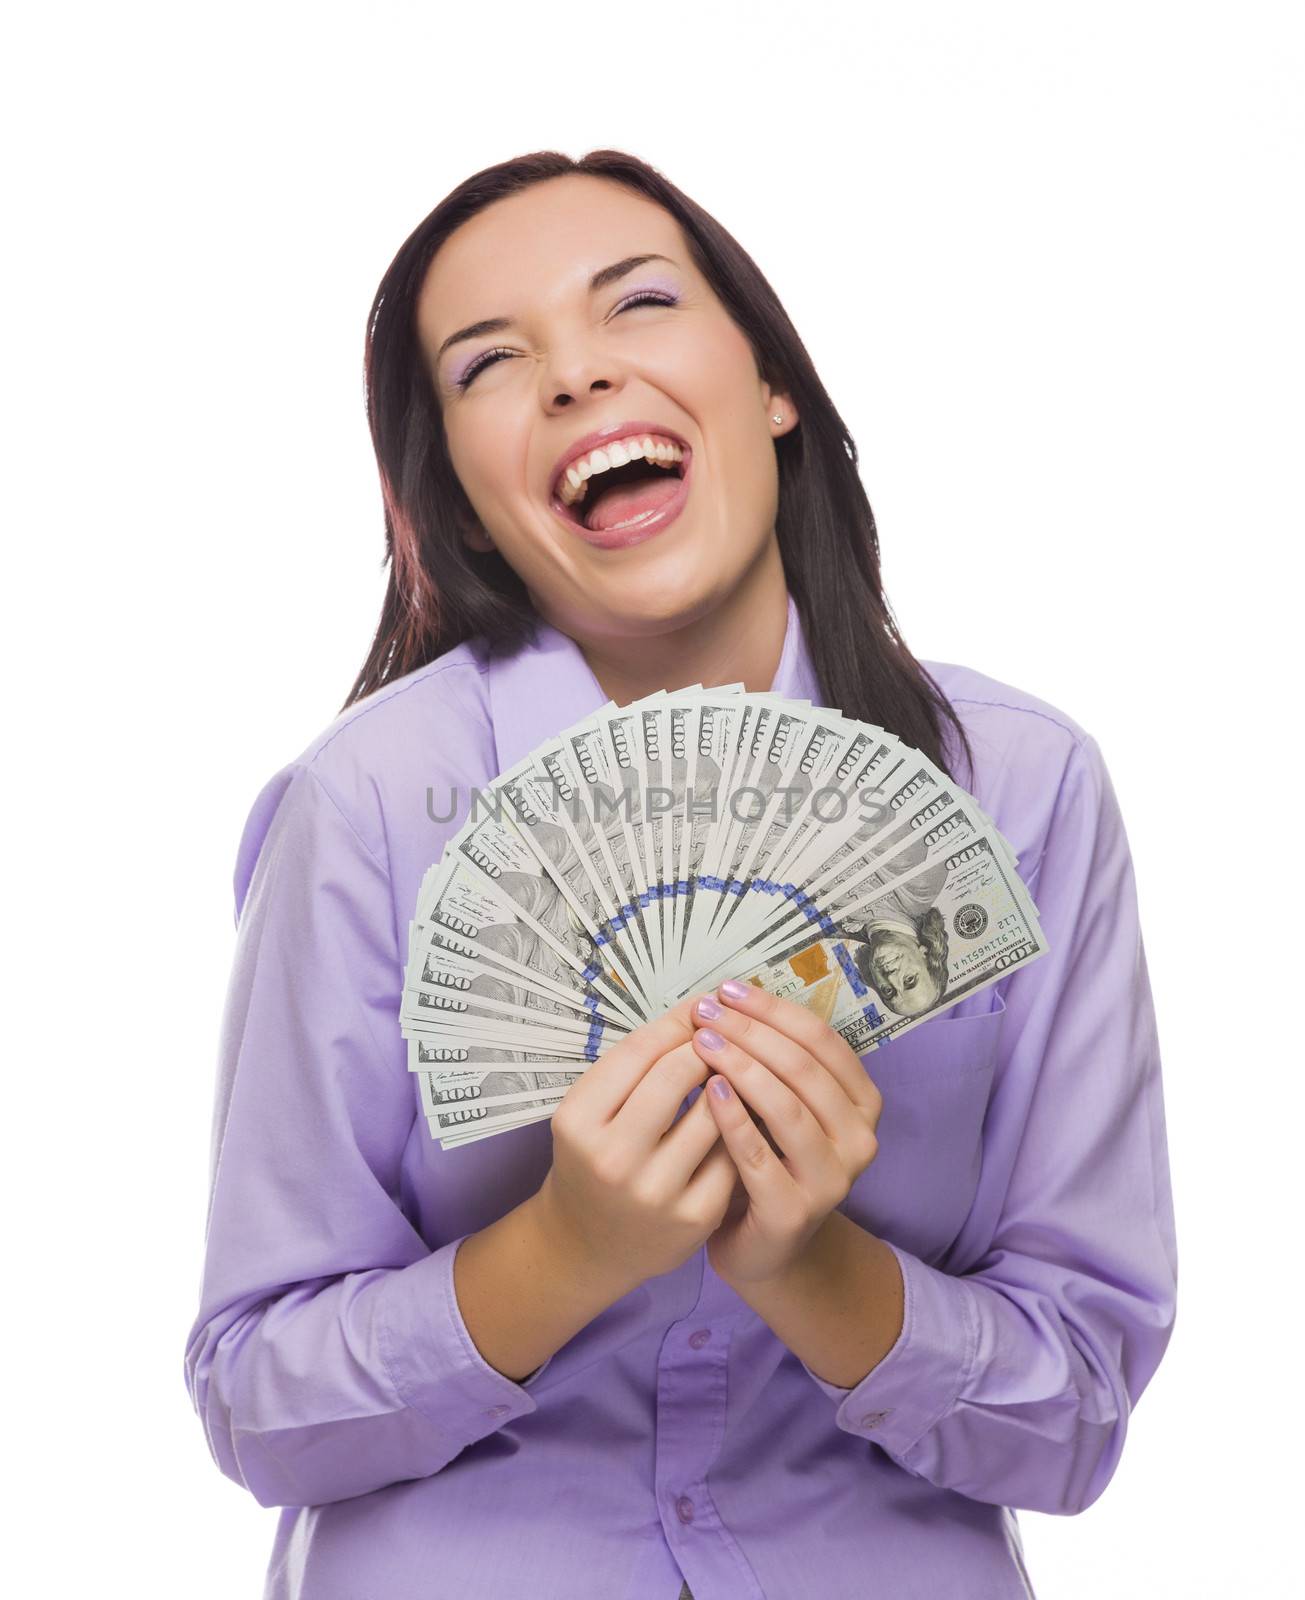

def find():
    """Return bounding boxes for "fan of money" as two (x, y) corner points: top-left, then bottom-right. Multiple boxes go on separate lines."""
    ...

(402, 683), (1047, 1148)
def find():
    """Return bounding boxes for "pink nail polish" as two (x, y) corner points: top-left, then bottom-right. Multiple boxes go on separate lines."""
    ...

(719, 979), (750, 1001)
(695, 995), (721, 1020)
(697, 1028), (725, 1051)
(709, 1076), (731, 1100)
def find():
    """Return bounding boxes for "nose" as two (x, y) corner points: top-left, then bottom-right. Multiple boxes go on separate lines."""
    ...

(539, 331), (626, 409)
(546, 371), (619, 409)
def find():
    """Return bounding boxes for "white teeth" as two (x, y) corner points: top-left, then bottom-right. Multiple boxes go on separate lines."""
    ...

(556, 434), (686, 507)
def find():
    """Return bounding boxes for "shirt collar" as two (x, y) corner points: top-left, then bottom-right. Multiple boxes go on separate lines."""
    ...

(486, 591), (820, 775)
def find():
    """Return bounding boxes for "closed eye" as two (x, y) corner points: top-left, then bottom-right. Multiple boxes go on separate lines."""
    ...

(454, 290), (679, 391)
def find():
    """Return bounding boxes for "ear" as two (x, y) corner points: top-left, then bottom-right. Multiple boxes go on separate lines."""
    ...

(762, 384), (799, 438)
(456, 509), (496, 554)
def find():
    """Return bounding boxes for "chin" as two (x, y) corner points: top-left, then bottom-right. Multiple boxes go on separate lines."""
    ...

(597, 597), (723, 642)
(593, 557), (740, 633)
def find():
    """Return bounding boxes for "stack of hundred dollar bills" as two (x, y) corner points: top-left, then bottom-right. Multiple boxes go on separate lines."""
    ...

(402, 683), (1047, 1148)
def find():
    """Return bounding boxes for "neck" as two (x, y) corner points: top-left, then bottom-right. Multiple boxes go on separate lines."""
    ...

(559, 544), (791, 706)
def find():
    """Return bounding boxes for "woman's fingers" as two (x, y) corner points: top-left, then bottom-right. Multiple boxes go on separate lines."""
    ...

(617, 1044), (733, 1194)
(694, 985), (881, 1147)
(710, 972), (882, 1126)
(691, 1026), (832, 1179)
(696, 1064), (810, 1225)
(560, 993), (705, 1125)
(612, 1031), (716, 1143)
(678, 1136), (739, 1218)
(691, 1002), (848, 1149)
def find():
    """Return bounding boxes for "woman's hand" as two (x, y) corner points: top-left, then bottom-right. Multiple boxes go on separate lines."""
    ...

(692, 980), (884, 1285)
(535, 994), (741, 1296)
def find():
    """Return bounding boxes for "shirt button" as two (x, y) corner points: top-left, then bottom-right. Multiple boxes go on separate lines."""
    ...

(858, 1409), (890, 1428)
(676, 1495), (696, 1524)
(486, 1404), (511, 1420)
(688, 1328), (711, 1349)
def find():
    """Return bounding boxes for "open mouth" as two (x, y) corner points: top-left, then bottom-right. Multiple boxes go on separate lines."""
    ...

(551, 448), (689, 536)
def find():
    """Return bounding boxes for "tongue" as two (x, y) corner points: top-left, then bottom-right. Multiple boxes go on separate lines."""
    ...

(583, 473), (680, 533)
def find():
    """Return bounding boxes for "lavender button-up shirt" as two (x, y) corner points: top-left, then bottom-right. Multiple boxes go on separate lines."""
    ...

(184, 594), (1176, 1599)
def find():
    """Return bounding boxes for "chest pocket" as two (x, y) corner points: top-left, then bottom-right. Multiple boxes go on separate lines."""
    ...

(842, 992), (1006, 1263)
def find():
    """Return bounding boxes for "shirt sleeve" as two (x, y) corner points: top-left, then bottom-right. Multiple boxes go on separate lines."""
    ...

(797, 733), (1178, 1515)
(183, 761), (553, 1510)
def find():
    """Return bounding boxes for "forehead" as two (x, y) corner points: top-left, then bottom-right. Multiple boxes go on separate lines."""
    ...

(416, 175), (683, 352)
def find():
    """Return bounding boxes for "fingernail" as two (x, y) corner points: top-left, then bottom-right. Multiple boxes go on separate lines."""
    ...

(697, 1028), (725, 1051)
(719, 979), (751, 1001)
(695, 995), (722, 1020)
(709, 1076), (731, 1100)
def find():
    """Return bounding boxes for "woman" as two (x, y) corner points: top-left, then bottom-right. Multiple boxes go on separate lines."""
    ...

(184, 150), (1177, 1599)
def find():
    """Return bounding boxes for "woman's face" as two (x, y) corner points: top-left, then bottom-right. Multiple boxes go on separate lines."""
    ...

(415, 174), (795, 645)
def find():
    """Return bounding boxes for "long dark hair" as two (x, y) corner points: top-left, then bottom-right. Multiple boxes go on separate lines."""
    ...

(347, 148), (976, 788)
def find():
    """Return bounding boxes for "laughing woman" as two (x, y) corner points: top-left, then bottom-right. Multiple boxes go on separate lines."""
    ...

(184, 150), (1176, 1600)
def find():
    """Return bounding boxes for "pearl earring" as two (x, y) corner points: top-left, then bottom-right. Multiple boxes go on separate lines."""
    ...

(772, 414), (783, 424)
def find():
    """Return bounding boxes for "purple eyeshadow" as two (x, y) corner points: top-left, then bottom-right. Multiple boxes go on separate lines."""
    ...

(626, 275), (680, 301)
(449, 349), (484, 389)
(448, 275), (681, 389)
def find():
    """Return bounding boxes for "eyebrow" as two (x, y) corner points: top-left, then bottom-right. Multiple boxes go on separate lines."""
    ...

(434, 253), (679, 366)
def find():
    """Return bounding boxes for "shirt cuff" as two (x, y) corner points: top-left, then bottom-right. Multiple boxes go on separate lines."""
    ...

(797, 1239), (978, 1462)
(377, 1234), (553, 1442)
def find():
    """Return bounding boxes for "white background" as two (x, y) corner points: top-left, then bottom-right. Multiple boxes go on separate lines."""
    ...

(6, 3), (1300, 1595)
